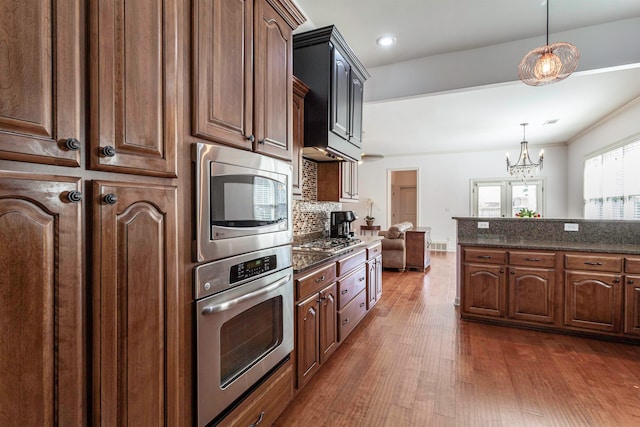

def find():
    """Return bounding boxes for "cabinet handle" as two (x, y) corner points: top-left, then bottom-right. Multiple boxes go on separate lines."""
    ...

(64, 137), (80, 151)
(584, 261), (603, 266)
(66, 190), (83, 203)
(359, 302), (365, 308)
(315, 275), (326, 283)
(613, 278), (621, 283)
(629, 279), (635, 284)
(477, 255), (492, 259)
(511, 271), (515, 275)
(499, 269), (504, 273)
(341, 289), (348, 295)
(359, 276), (365, 281)
(101, 145), (116, 157)
(342, 318), (350, 325)
(246, 134), (255, 143)
(258, 139), (265, 144)
(249, 411), (265, 427)
(103, 193), (118, 205)
(524, 258), (541, 262)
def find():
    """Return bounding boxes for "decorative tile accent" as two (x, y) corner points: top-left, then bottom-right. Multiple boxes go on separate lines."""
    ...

(293, 158), (342, 237)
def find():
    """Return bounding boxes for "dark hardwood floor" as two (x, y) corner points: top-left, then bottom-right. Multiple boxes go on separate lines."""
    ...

(274, 251), (640, 426)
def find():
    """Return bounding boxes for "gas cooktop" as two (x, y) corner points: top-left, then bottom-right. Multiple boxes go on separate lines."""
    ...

(292, 237), (363, 255)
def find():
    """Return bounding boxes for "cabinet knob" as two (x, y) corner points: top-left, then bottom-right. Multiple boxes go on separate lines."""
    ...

(613, 278), (621, 283)
(629, 279), (635, 284)
(342, 318), (350, 325)
(359, 276), (365, 281)
(258, 138), (265, 144)
(315, 275), (326, 283)
(510, 271), (515, 275)
(66, 190), (83, 203)
(101, 145), (116, 157)
(103, 193), (118, 205)
(64, 138), (81, 151)
(341, 289), (348, 295)
(359, 302), (365, 308)
(246, 134), (255, 143)
(499, 269), (504, 273)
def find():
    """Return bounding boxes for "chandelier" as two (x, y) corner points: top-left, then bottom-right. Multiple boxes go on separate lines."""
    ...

(506, 123), (543, 179)
(518, 0), (580, 86)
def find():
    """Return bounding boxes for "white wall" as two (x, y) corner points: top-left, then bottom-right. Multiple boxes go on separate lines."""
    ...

(356, 144), (567, 246)
(566, 99), (640, 217)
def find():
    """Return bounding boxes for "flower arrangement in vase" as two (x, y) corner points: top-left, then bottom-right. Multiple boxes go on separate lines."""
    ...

(365, 198), (375, 226)
(515, 208), (541, 218)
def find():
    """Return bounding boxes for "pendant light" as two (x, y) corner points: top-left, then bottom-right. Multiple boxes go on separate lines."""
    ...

(518, 0), (579, 86)
(506, 123), (544, 179)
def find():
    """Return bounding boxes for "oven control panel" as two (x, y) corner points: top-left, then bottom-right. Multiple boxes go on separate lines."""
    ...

(230, 255), (277, 284)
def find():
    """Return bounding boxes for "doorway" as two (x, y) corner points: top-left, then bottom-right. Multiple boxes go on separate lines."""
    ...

(389, 169), (418, 226)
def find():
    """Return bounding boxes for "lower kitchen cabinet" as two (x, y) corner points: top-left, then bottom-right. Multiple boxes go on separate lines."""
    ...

(337, 265), (367, 341)
(218, 360), (294, 427)
(462, 263), (506, 318)
(564, 271), (623, 333)
(0, 172), (84, 426)
(367, 255), (383, 309)
(508, 266), (555, 324)
(296, 282), (337, 389)
(92, 181), (180, 425)
(626, 275), (640, 336)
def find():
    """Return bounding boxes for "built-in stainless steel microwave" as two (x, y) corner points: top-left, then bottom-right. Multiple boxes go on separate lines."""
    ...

(194, 143), (292, 262)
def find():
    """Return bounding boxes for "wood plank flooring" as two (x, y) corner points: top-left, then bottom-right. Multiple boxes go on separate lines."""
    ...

(274, 252), (640, 426)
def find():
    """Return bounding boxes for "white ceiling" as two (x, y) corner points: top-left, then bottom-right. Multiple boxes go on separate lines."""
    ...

(292, 0), (640, 157)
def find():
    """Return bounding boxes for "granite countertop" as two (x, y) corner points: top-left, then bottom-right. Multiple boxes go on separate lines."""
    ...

(293, 235), (382, 274)
(457, 237), (640, 255)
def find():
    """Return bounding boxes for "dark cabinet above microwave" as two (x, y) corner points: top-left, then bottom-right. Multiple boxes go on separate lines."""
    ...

(293, 26), (369, 162)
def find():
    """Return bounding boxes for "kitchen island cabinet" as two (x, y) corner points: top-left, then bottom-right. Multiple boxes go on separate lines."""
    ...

(458, 241), (640, 343)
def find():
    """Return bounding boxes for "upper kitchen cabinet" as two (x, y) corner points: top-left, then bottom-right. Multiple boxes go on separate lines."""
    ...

(192, 0), (305, 162)
(293, 26), (369, 162)
(89, 0), (179, 177)
(0, 0), (82, 167)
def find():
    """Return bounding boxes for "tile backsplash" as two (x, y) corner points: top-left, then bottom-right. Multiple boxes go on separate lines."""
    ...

(293, 158), (341, 236)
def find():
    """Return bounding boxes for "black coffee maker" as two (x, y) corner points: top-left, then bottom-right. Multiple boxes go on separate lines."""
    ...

(330, 211), (357, 238)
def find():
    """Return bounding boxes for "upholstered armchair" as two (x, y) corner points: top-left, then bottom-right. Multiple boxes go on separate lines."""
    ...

(378, 221), (414, 271)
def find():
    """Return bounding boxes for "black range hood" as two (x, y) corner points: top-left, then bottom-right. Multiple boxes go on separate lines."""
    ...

(294, 26), (369, 162)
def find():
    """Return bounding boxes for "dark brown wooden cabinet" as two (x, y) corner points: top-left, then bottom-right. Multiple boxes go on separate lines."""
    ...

(0, 172), (84, 426)
(193, 0), (303, 161)
(463, 263), (506, 318)
(626, 275), (640, 336)
(89, 0), (179, 177)
(366, 241), (383, 309)
(296, 281), (337, 389)
(406, 228), (431, 271)
(92, 181), (180, 425)
(292, 76), (309, 198)
(564, 270), (623, 333)
(508, 266), (555, 324)
(0, 0), (82, 167)
(317, 161), (359, 202)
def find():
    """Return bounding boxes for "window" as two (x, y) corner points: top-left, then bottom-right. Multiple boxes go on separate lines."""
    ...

(471, 179), (544, 217)
(584, 140), (640, 219)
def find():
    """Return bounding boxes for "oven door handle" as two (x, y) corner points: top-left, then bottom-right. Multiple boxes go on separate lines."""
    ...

(200, 274), (291, 315)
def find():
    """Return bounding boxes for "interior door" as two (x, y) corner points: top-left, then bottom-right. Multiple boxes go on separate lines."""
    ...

(398, 186), (417, 225)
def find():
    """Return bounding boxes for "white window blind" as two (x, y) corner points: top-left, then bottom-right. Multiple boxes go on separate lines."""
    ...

(584, 140), (640, 219)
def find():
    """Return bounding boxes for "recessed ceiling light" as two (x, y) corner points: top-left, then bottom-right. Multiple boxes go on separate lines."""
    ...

(376, 35), (396, 47)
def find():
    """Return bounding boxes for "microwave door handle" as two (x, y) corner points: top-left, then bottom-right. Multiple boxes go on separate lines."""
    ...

(201, 274), (291, 316)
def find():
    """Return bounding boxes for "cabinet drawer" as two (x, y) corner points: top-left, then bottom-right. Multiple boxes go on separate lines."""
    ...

(625, 257), (640, 274)
(296, 263), (336, 300)
(464, 248), (507, 264)
(338, 290), (367, 342)
(219, 361), (293, 427)
(337, 248), (367, 276)
(565, 254), (622, 272)
(366, 242), (382, 260)
(337, 265), (367, 310)
(509, 251), (556, 268)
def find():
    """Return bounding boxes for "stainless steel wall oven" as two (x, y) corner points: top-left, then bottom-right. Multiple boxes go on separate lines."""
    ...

(193, 143), (292, 262)
(194, 241), (293, 426)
